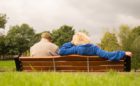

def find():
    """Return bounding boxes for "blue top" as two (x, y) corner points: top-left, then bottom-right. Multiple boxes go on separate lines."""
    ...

(59, 42), (125, 61)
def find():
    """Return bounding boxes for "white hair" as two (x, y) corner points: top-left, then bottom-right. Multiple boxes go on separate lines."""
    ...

(71, 32), (91, 45)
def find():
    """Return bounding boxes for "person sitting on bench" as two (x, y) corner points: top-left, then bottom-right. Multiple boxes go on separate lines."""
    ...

(59, 32), (132, 61)
(30, 32), (58, 56)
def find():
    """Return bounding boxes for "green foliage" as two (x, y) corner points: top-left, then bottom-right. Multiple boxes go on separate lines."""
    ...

(118, 25), (132, 51)
(0, 36), (5, 55)
(0, 36), (8, 59)
(31, 33), (41, 45)
(132, 26), (140, 35)
(52, 25), (75, 46)
(100, 32), (121, 51)
(131, 36), (140, 71)
(0, 13), (7, 28)
(119, 25), (140, 71)
(6, 24), (35, 56)
(130, 27), (140, 71)
(79, 29), (89, 36)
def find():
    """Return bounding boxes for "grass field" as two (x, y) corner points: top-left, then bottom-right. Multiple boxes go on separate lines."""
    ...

(0, 60), (140, 86)
(0, 60), (15, 71)
(0, 72), (140, 86)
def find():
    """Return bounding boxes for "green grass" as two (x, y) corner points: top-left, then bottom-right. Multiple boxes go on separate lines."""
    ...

(0, 61), (140, 86)
(0, 60), (15, 71)
(0, 72), (140, 86)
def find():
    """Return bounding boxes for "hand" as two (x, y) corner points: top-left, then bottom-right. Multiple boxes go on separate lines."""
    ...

(125, 51), (132, 57)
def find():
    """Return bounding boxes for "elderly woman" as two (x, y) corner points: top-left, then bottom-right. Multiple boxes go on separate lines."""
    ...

(59, 32), (132, 61)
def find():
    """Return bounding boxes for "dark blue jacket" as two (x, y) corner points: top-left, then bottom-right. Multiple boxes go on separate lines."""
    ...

(59, 42), (125, 61)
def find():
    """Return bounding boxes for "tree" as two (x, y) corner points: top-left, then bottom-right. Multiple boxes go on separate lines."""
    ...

(0, 13), (7, 28)
(118, 25), (140, 71)
(130, 26), (140, 71)
(118, 25), (132, 51)
(6, 24), (35, 56)
(0, 36), (8, 59)
(0, 14), (8, 59)
(79, 29), (89, 36)
(100, 32), (121, 51)
(51, 25), (75, 47)
(131, 36), (140, 71)
(31, 33), (41, 44)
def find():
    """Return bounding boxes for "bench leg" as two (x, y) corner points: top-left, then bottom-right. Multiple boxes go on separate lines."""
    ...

(14, 57), (22, 71)
(124, 56), (131, 72)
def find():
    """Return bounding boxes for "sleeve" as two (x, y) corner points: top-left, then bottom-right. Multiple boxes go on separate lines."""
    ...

(50, 44), (59, 56)
(58, 42), (77, 56)
(95, 46), (125, 61)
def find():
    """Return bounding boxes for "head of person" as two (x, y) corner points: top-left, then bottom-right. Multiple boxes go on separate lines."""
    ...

(41, 32), (52, 42)
(71, 32), (91, 45)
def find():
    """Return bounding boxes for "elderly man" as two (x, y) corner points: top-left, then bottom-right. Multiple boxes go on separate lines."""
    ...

(30, 32), (58, 56)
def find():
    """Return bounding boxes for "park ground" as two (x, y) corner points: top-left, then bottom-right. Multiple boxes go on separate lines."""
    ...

(0, 60), (140, 86)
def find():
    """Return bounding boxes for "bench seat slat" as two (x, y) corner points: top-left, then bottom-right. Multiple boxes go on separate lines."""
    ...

(20, 56), (107, 61)
(22, 65), (124, 72)
(22, 61), (124, 66)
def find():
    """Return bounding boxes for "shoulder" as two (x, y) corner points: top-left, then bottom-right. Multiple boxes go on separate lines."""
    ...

(50, 42), (59, 48)
(64, 42), (73, 45)
(30, 42), (40, 48)
(30, 43), (39, 52)
(62, 42), (74, 46)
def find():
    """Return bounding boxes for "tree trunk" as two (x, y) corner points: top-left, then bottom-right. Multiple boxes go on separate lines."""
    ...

(2, 54), (5, 60)
(134, 68), (137, 72)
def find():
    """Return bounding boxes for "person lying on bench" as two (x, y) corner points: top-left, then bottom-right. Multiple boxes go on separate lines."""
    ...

(30, 32), (58, 56)
(59, 32), (132, 61)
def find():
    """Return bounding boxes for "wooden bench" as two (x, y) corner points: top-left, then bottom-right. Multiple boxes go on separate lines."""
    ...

(14, 55), (131, 72)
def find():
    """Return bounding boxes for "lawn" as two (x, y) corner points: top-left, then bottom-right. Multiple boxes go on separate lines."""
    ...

(0, 60), (140, 86)
(0, 60), (15, 72)
(0, 72), (140, 86)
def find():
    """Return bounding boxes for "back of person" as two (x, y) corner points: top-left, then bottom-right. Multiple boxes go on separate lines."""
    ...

(59, 32), (132, 61)
(30, 32), (58, 57)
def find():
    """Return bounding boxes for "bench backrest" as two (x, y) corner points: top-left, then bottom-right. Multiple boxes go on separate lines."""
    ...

(14, 55), (131, 72)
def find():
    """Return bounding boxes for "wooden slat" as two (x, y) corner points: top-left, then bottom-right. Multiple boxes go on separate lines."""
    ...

(22, 61), (53, 66)
(23, 69), (124, 72)
(89, 61), (124, 66)
(55, 61), (124, 66)
(20, 55), (124, 61)
(21, 60), (124, 66)
(22, 65), (124, 71)
(22, 66), (88, 71)
(56, 69), (124, 72)
(89, 65), (124, 70)
(20, 55), (107, 61)
(20, 58), (53, 61)
(20, 57), (107, 61)
(55, 57), (106, 61)
(55, 61), (87, 66)
(22, 66), (54, 71)
(55, 65), (124, 70)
